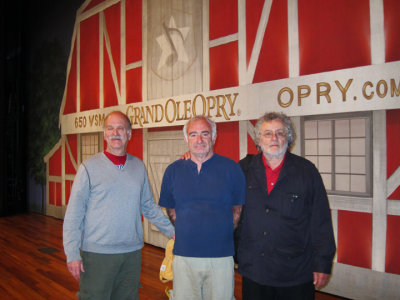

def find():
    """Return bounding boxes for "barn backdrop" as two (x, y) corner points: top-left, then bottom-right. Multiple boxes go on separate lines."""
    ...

(43, 0), (400, 298)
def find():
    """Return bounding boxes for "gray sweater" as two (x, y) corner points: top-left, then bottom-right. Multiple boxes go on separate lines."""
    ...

(63, 152), (174, 263)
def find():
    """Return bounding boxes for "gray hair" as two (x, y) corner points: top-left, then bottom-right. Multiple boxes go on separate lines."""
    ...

(254, 112), (296, 150)
(104, 111), (132, 129)
(183, 115), (217, 143)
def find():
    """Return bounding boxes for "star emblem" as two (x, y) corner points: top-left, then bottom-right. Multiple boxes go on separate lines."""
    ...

(156, 16), (191, 70)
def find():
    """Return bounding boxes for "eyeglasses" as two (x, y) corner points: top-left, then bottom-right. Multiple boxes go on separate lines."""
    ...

(261, 129), (287, 139)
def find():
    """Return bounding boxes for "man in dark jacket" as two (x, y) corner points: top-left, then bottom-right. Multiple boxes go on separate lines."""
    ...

(237, 112), (336, 300)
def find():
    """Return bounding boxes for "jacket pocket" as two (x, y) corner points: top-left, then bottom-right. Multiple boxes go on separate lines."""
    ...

(269, 246), (307, 281)
(275, 246), (305, 259)
(280, 192), (304, 218)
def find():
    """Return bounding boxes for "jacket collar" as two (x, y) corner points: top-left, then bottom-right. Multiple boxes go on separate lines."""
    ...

(248, 153), (267, 188)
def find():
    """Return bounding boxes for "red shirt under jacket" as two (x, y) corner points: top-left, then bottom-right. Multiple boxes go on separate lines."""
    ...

(262, 154), (286, 195)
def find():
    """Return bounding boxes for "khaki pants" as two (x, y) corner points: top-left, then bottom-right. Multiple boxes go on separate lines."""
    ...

(172, 255), (235, 300)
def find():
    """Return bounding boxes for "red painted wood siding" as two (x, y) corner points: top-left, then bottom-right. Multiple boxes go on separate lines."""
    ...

(80, 15), (100, 111)
(337, 210), (372, 269)
(386, 215), (400, 275)
(298, 0), (371, 75)
(386, 109), (400, 200)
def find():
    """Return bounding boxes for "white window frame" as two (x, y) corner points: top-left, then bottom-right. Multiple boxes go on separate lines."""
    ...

(301, 112), (372, 197)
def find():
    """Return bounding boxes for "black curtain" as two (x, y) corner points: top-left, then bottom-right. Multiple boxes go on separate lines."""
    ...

(0, 0), (27, 216)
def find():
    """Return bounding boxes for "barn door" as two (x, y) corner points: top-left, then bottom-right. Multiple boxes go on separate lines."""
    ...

(143, 130), (187, 248)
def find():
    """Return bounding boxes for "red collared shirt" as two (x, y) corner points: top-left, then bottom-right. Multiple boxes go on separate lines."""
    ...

(262, 154), (286, 194)
(104, 151), (127, 167)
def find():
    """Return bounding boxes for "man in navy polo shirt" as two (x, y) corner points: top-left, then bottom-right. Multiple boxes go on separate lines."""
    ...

(159, 115), (245, 300)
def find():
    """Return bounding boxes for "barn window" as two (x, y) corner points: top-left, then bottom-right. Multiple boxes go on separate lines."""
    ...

(81, 133), (101, 162)
(302, 112), (372, 197)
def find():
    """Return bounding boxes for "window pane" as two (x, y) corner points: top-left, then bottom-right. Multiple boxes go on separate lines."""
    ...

(305, 140), (318, 155)
(318, 120), (332, 138)
(305, 121), (318, 138)
(335, 119), (350, 137)
(318, 156), (332, 172)
(351, 175), (366, 193)
(351, 156), (366, 174)
(336, 156), (350, 173)
(351, 118), (366, 137)
(335, 138), (350, 155)
(318, 139), (332, 155)
(351, 138), (366, 155)
(336, 174), (350, 191)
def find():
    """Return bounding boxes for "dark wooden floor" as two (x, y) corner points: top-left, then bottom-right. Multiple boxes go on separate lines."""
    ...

(0, 213), (343, 299)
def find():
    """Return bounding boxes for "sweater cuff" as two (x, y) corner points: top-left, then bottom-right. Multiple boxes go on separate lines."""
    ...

(66, 251), (82, 263)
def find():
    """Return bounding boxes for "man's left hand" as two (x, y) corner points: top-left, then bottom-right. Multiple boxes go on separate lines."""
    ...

(313, 272), (330, 289)
(180, 152), (191, 160)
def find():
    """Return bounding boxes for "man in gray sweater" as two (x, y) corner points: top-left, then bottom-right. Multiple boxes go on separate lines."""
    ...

(63, 111), (175, 300)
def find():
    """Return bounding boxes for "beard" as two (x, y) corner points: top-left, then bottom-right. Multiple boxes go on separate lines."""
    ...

(262, 142), (288, 159)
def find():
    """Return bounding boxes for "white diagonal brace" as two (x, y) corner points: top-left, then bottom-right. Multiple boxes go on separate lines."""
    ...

(387, 166), (400, 198)
(103, 12), (122, 104)
(245, 0), (273, 84)
(65, 138), (78, 172)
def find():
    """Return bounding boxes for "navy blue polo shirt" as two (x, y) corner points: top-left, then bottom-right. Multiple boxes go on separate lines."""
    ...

(159, 154), (245, 257)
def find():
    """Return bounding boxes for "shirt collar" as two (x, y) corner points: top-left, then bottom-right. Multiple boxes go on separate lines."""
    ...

(104, 151), (127, 166)
(262, 153), (286, 173)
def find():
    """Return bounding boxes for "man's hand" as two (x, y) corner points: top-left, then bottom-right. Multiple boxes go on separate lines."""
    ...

(180, 152), (191, 160)
(67, 260), (85, 281)
(167, 208), (176, 226)
(233, 205), (242, 229)
(313, 272), (330, 289)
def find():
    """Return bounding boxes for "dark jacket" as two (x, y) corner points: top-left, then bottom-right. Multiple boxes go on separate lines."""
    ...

(237, 152), (336, 287)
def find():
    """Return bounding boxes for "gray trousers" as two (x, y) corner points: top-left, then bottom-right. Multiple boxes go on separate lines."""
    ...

(78, 250), (141, 300)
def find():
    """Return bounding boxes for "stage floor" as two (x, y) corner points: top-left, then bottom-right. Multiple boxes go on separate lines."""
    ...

(0, 213), (346, 299)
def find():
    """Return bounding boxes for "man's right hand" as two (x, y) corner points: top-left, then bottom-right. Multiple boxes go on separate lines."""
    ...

(67, 260), (85, 281)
